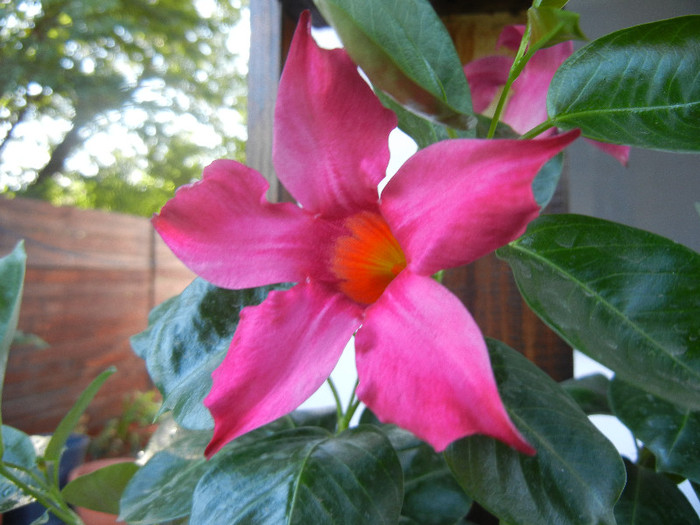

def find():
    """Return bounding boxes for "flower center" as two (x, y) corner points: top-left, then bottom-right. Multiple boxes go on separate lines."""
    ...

(331, 211), (407, 305)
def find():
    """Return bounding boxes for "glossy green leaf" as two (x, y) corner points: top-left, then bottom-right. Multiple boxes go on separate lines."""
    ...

(384, 426), (471, 525)
(0, 425), (39, 512)
(313, 0), (475, 131)
(499, 214), (700, 411)
(610, 377), (700, 483)
(0, 242), (26, 440)
(120, 408), (338, 524)
(44, 367), (115, 464)
(445, 339), (625, 525)
(120, 429), (212, 524)
(548, 16), (700, 151)
(62, 461), (139, 515)
(614, 459), (700, 525)
(131, 278), (287, 430)
(527, 7), (585, 49)
(560, 373), (611, 415)
(190, 426), (403, 524)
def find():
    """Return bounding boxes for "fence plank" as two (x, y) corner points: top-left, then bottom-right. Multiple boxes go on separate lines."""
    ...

(0, 197), (194, 435)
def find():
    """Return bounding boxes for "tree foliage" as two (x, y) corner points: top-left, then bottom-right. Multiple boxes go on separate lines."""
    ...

(0, 0), (247, 217)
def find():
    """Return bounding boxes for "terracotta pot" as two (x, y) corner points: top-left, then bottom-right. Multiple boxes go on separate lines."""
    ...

(68, 458), (134, 525)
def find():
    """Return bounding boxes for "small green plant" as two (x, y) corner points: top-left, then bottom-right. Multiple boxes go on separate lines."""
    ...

(87, 390), (162, 459)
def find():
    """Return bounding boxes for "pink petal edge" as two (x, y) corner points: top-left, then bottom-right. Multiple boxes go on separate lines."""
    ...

(381, 130), (580, 276)
(204, 281), (363, 457)
(273, 11), (396, 218)
(355, 271), (534, 454)
(585, 139), (631, 166)
(153, 160), (323, 290)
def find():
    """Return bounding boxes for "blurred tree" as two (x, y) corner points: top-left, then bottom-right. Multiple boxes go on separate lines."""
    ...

(0, 0), (247, 216)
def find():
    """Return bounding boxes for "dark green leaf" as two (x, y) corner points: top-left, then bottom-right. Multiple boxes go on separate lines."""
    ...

(313, 0), (475, 131)
(120, 429), (211, 524)
(384, 426), (471, 525)
(61, 461), (138, 515)
(0, 425), (39, 512)
(190, 426), (403, 524)
(548, 16), (700, 152)
(131, 278), (287, 430)
(610, 377), (700, 483)
(614, 459), (700, 525)
(445, 339), (625, 525)
(286, 407), (339, 433)
(121, 407), (338, 524)
(560, 373), (611, 415)
(498, 214), (700, 412)
(44, 367), (115, 464)
(0, 242), (26, 439)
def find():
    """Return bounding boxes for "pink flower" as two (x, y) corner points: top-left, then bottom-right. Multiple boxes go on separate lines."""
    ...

(154, 12), (578, 457)
(465, 25), (630, 165)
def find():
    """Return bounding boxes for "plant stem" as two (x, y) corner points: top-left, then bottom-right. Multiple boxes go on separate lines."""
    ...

(0, 464), (83, 524)
(326, 377), (343, 424)
(520, 120), (556, 139)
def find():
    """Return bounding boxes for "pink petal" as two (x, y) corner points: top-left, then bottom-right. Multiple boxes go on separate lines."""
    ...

(381, 131), (579, 276)
(355, 271), (534, 454)
(504, 39), (573, 134)
(585, 139), (630, 166)
(153, 159), (323, 289)
(465, 24), (572, 135)
(463, 55), (511, 114)
(273, 11), (397, 218)
(496, 24), (525, 52)
(205, 281), (363, 457)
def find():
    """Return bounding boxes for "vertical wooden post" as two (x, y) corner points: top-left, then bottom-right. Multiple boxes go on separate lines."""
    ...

(247, 0), (283, 199)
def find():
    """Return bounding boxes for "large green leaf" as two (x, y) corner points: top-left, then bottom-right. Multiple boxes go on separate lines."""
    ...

(131, 278), (287, 430)
(384, 426), (471, 525)
(313, 0), (475, 131)
(445, 339), (625, 525)
(190, 426), (403, 524)
(548, 16), (700, 152)
(614, 459), (700, 525)
(498, 214), (700, 412)
(120, 408), (337, 524)
(120, 429), (212, 524)
(0, 242), (26, 439)
(0, 425), (39, 512)
(560, 373), (611, 415)
(610, 377), (700, 483)
(61, 461), (139, 515)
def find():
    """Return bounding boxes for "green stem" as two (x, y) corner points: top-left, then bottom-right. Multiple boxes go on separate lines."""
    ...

(332, 378), (362, 433)
(326, 377), (343, 425)
(520, 120), (556, 139)
(487, 24), (533, 139)
(0, 464), (83, 524)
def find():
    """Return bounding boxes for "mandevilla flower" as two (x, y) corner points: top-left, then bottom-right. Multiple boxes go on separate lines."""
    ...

(465, 25), (630, 165)
(154, 12), (579, 457)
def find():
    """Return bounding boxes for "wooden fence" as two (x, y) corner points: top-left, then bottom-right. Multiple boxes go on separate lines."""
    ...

(0, 197), (195, 435)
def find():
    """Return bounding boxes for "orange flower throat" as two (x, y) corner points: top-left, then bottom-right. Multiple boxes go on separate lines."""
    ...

(331, 211), (407, 305)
